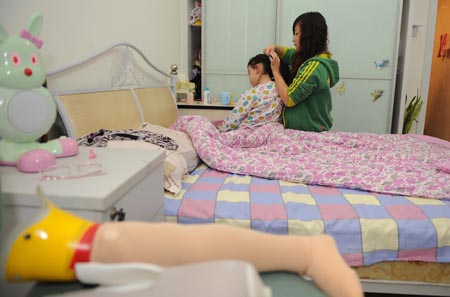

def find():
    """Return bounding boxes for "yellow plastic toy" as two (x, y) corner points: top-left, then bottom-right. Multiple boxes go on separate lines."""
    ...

(1, 187), (98, 281)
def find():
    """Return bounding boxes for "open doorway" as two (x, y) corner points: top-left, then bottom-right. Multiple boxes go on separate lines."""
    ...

(424, 0), (450, 141)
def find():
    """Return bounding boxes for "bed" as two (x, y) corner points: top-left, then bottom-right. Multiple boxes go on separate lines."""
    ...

(52, 44), (450, 296)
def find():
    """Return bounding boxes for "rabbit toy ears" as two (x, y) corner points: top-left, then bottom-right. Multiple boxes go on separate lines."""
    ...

(0, 24), (7, 45)
(0, 12), (43, 48)
(0, 12), (46, 88)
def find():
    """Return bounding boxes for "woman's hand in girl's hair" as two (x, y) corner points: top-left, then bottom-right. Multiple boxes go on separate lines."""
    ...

(263, 45), (276, 55)
(268, 51), (281, 73)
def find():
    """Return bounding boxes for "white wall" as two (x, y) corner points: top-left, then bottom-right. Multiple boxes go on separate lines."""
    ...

(393, 0), (432, 133)
(404, 1), (429, 98)
(0, 0), (183, 91)
(1, 0), (435, 134)
(404, 0), (434, 134)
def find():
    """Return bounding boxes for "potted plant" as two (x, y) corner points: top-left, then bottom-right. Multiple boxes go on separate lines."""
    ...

(402, 89), (423, 134)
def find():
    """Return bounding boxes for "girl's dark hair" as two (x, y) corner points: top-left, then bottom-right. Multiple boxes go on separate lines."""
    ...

(291, 12), (329, 79)
(248, 54), (291, 84)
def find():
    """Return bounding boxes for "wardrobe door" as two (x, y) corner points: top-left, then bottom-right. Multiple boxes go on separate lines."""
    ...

(331, 79), (394, 133)
(278, 0), (402, 133)
(203, 0), (276, 100)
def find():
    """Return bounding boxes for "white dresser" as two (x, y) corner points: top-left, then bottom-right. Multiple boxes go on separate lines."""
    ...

(1, 147), (165, 237)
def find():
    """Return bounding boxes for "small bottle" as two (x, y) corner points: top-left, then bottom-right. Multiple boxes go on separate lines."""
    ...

(186, 90), (194, 104)
(203, 86), (211, 104)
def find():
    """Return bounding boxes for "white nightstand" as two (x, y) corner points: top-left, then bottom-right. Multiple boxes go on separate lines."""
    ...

(1, 147), (165, 237)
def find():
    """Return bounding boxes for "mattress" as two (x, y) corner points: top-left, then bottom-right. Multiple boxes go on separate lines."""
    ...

(164, 163), (450, 280)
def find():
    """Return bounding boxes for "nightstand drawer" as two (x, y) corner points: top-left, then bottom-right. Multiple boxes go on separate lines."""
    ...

(1, 147), (165, 238)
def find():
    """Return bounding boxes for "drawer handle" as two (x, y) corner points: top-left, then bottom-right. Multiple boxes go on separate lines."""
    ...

(110, 207), (126, 221)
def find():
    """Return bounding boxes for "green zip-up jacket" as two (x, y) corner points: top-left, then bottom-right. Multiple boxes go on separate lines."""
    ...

(280, 47), (339, 132)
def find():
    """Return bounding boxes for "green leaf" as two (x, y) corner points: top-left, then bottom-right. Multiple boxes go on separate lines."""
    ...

(402, 90), (423, 134)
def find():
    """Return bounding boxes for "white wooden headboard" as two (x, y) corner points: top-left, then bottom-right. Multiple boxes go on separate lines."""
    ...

(54, 87), (178, 139)
(47, 43), (179, 138)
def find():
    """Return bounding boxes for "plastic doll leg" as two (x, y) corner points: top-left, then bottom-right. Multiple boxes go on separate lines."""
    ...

(91, 222), (363, 297)
(39, 137), (79, 157)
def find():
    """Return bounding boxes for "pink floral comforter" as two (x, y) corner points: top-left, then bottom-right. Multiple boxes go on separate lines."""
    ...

(172, 116), (450, 199)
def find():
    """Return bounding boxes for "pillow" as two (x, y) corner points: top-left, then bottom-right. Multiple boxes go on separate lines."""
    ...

(138, 122), (199, 172)
(107, 123), (199, 194)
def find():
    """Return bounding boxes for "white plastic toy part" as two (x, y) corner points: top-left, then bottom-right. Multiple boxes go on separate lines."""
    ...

(75, 262), (162, 288)
(67, 260), (271, 297)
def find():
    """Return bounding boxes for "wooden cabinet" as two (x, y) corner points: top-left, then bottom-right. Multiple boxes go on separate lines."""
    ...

(279, 0), (401, 78)
(187, 0), (403, 133)
(187, 0), (202, 99)
(203, 0), (277, 101)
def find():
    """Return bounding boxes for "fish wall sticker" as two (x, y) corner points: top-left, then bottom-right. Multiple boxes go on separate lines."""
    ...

(374, 59), (389, 69)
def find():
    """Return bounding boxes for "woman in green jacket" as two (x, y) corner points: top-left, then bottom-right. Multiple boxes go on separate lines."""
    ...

(264, 12), (339, 132)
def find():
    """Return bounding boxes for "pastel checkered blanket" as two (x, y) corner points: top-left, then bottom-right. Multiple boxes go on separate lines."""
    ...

(172, 116), (450, 199)
(165, 164), (450, 266)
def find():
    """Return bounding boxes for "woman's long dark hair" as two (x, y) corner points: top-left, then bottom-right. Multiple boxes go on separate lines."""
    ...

(290, 12), (329, 80)
(248, 54), (291, 84)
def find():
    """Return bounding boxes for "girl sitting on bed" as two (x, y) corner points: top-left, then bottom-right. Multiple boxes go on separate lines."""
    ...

(216, 54), (290, 132)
